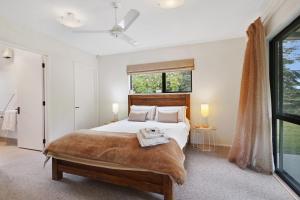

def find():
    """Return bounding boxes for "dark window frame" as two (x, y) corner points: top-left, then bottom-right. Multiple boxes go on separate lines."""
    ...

(270, 15), (300, 196)
(130, 71), (192, 94)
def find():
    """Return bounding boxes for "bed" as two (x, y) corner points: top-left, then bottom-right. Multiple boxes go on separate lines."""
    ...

(48, 94), (190, 200)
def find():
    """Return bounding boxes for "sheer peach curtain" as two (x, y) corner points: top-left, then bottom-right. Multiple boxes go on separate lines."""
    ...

(228, 18), (274, 173)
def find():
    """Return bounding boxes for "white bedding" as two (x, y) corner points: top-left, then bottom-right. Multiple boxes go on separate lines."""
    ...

(91, 119), (190, 149)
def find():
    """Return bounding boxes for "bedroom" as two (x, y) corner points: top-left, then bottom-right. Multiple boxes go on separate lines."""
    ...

(0, 0), (299, 200)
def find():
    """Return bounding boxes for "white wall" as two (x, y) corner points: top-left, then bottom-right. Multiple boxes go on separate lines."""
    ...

(265, 0), (300, 39)
(98, 38), (246, 146)
(0, 45), (17, 138)
(0, 47), (44, 142)
(0, 17), (98, 142)
(0, 48), (16, 111)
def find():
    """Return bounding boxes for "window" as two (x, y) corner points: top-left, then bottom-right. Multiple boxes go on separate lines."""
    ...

(130, 70), (192, 94)
(165, 71), (192, 93)
(270, 15), (300, 195)
(131, 72), (162, 94)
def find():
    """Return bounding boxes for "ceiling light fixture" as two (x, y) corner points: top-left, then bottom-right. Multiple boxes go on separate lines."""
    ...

(59, 12), (82, 28)
(2, 48), (14, 59)
(158, 0), (185, 9)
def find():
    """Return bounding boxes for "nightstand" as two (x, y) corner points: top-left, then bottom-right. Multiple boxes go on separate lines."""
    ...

(191, 127), (216, 151)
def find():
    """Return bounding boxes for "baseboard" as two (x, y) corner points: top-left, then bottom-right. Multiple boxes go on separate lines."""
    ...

(273, 174), (300, 200)
(0, 136), (17, 145)
(216, 144), (232, 148)
(215, 145), (231, 150)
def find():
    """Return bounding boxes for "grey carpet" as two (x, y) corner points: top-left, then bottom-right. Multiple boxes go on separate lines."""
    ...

(0, 145), (295, 200)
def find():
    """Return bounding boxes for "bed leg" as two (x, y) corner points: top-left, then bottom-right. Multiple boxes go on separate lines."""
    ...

(163, 176), (173, 200)
(52, 158), (63, 180)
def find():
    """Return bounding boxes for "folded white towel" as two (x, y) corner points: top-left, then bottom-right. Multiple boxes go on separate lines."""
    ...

(140, 127), (165, 139)
(1, 110), (17, 131)
(137, 132), (169, 147)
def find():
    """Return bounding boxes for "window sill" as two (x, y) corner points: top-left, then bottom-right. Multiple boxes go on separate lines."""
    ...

(128, 92), (192, 95)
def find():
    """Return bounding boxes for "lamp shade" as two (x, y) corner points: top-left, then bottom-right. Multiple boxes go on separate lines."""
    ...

(201, 104), (209, 117)
(112, 103), (119, 114)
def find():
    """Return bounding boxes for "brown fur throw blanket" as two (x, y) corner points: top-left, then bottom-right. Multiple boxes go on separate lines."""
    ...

(43, 131), (186, 184)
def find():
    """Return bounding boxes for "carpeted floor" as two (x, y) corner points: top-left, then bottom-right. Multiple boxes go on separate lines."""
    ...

(0, 144), (295, 200)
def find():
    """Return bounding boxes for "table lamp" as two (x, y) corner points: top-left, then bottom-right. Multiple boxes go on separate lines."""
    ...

(112, 103), (119, 122)
(201, 104), (209, 128)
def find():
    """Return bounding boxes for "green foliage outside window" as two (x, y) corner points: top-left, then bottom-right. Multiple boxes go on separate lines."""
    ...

(280, 38), (300, 155)
(166, 71), (192, 92)
(131, 71), (192, 94)
(131, 73), (162, 94)
(282, 40), (300, 115)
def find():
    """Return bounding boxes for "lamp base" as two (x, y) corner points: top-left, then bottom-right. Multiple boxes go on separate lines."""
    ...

(113, 114), (118, 122)
(201, 124), (209, 128)
(194, 124), (210, 128)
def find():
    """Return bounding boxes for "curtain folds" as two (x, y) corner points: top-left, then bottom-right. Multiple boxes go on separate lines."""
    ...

(228, 18), (274, 173)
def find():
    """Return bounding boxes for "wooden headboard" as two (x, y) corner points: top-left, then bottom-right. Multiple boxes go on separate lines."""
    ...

(128, 94), (190, 119)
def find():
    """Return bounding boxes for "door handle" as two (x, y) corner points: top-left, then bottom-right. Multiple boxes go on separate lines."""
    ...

(16, 107), (20, 114)
(75, 107), (80, 109)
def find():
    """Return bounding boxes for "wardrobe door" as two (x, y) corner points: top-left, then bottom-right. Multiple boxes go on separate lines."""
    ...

(74, 63), (98, 130)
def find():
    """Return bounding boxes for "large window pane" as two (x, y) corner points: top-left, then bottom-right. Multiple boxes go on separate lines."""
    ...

(166, 71), (192, 92)
(281, 28), (300, 116)
(277, 120), (300, 184)
(131, 73), (162, 94)
(271, 16), (300, 195)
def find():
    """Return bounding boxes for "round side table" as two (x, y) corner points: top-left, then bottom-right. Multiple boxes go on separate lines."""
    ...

(191, 127), (216, 151)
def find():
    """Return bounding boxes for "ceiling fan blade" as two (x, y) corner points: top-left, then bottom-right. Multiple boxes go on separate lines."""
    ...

(72, 30), (110, 34)
(119, 34), (138, 46)
(117, 9), (140, 31)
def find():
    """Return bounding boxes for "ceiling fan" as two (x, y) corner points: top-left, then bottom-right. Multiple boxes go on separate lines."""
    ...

(74, 1), (140, 46)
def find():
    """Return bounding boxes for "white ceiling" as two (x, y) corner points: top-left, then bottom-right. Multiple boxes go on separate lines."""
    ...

(0, 0), (270, 55)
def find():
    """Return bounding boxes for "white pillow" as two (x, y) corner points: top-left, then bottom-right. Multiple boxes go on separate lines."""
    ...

(130, 105), (156, 120)
(128, 111), (148, 122)
(157, 111), (178, 123)
(155, 106), (186, 122)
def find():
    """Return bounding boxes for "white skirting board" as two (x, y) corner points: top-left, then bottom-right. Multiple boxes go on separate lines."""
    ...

(0, 136), (17, 145)
(273, 174), (299, 200)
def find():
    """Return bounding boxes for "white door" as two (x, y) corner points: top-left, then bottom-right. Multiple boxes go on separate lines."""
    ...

(16, 50), (44, 151)
(74, 64), (98, 130)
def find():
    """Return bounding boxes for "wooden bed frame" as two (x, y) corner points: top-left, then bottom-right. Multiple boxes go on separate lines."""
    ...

(52, 94), (190, 200)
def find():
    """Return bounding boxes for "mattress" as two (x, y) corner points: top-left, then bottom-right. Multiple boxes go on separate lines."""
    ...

(91, 119), (190, 149)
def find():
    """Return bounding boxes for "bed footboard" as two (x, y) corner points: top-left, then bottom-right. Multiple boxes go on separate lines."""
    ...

(51, 158), (173, 200)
